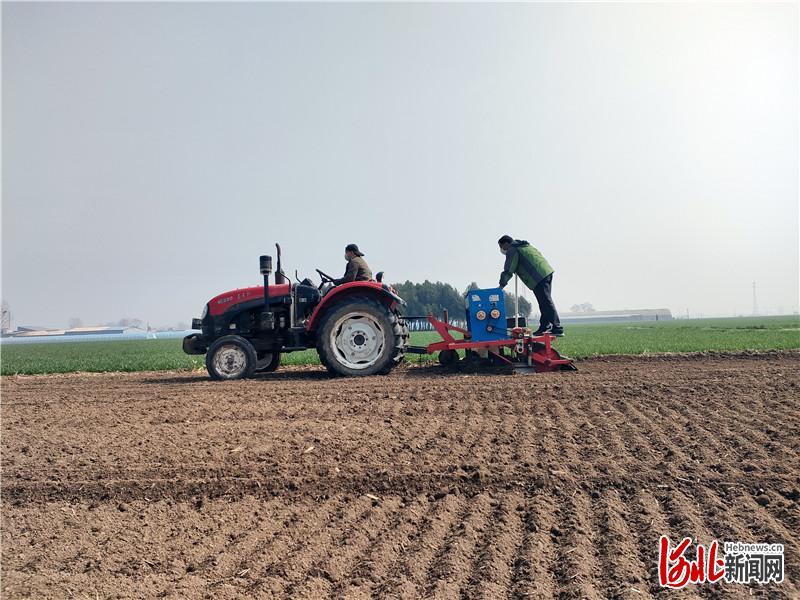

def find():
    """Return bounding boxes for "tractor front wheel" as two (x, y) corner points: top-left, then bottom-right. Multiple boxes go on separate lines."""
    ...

(317, 296), (405, 377)
(206, 335), (258, 380)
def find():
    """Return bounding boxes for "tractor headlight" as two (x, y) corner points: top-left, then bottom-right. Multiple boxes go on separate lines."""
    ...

(201, 304), (208, 319)
(490, 309), (501, 319)
(476, 310), (487, 321)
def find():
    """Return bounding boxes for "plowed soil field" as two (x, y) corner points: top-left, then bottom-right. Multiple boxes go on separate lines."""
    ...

(2, 351), (798, 599)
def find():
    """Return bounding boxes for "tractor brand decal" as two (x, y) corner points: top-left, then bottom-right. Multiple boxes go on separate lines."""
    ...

(658, 536), (784, 588)
(214, 290), (258, 305)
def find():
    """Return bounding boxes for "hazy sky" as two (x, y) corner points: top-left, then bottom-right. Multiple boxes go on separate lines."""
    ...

(2, 1), (798, 327)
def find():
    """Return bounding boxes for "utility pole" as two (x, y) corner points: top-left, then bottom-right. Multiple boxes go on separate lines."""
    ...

(0, 300), (10, 334)
(752, 281), (758, 316)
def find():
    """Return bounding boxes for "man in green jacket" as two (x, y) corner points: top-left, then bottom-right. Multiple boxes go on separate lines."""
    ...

(498, 235), (563, 336)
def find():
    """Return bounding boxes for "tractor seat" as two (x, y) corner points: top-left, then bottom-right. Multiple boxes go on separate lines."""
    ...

(375, 271), (384, 283)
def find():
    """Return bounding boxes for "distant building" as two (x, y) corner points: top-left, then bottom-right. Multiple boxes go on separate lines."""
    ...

(3, 325), (145, 338)
(63, 326), (128, 336)
(559, 308), (673, 324)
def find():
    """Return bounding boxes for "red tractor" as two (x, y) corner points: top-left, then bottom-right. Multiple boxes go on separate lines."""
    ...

(183, 245), (409, 380)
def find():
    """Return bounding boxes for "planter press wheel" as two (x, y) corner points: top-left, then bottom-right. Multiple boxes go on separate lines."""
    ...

(438, 349), (459, 367)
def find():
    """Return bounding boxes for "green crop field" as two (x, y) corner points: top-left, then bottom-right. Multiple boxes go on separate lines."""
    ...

(1, 315), (798, 376)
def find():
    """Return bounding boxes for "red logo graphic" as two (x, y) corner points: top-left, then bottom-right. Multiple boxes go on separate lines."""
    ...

(658, 535), (725, 588)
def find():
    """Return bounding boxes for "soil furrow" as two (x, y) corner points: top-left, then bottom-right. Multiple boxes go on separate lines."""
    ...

(548, 490), (604, 600)
(379, 493), (465, 597)
(508, 491), (558, 599)
(465, 491), (524, 599)
(424, 493), (494, 597)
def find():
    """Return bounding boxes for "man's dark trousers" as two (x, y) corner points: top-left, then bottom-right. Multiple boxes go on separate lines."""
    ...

(532, 274), (560, 330)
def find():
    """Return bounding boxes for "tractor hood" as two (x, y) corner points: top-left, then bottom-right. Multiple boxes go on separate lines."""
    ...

(207, 284), (291, 317)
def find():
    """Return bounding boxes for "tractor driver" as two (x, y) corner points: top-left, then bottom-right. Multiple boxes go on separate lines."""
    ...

(498, 235), (564, 337)
(333, 243), (373, 285)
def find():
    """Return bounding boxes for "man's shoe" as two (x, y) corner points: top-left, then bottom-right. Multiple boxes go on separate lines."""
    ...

(532, 325), (552, 336)
(551, 326), (565, 337)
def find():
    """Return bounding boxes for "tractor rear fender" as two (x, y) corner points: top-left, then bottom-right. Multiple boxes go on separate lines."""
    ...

(305, 281), (406, 332)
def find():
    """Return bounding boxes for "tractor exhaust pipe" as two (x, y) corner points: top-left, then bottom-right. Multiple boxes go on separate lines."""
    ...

(259, 255), (275, 329)
(274, 243), (286, 285)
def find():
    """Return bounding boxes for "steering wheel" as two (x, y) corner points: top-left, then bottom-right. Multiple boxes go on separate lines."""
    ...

(315, 268), (335, 290)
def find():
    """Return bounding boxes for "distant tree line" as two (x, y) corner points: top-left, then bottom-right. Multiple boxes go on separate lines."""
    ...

(569, 303), (595, 313)
(391, 281), (466, 319)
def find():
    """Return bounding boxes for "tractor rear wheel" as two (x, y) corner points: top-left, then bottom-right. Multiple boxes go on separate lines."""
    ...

(206, 335), (258, 380)
(317, 296), (406, 377)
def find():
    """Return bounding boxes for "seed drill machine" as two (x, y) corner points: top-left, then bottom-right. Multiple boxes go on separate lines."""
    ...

(407, 286), (577, 373)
